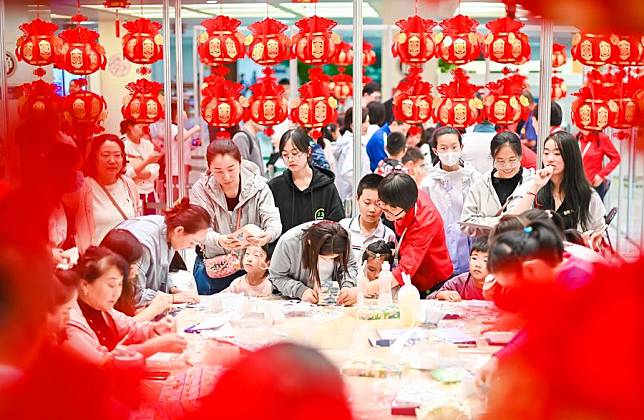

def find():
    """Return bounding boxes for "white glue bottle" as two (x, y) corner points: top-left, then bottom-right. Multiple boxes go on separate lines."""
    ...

(378, 262), (393, 306)
(357, 261), (367, 308)
(398, 272), (420, 327)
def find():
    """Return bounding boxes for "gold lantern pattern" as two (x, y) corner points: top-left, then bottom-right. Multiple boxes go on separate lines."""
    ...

(291, 15), (341, 66)
(121, 78), (164, 124)
(608, 34), (643, 67)
(245, 17), (291, 66)
(571, 32), (613, 67)
(483, 16), (531, 65)
(122, 18), (164, 65)
(391, 15), (436, 65)
(15, 18), (61, 69)
(435, 14), (482, 65)
(571, 70), (618, 131)
(57, 14), (107, 76)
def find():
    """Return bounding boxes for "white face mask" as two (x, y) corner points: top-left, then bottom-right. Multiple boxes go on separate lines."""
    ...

(437, 150), (461, 167)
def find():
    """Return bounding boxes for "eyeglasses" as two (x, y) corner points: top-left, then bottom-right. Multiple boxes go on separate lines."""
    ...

(376, 200), (405, 218)
(281, 150), (304, 161)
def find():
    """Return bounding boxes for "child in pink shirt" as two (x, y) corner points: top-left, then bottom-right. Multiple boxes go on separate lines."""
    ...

(428, 237), (488, 301)
(222, 245), (272, 297)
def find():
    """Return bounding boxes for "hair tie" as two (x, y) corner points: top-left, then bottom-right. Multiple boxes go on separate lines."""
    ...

(523, 226), (533, 234)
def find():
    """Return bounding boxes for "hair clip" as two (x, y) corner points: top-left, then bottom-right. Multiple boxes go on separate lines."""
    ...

(523, 226), (533, 234)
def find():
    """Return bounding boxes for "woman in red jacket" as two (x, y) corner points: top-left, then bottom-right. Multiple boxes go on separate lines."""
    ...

(376, 172), (453, 295)
(577, 130), (621, 200)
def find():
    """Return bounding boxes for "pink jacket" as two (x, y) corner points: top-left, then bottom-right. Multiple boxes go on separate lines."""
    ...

(75, 176), (141, 253)
(63, 301), (157, 365)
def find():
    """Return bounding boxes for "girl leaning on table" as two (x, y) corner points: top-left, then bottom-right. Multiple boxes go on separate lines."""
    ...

(190, 139), (282, 295)
(116, 198), (211, 308)
(63, 247), (187, 366)
(269, 221), (359, 306)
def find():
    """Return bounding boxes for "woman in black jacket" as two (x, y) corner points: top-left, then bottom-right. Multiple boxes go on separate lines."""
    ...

(268, 128), (344, 238)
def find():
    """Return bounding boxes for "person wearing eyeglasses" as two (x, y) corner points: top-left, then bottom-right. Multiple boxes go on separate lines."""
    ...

(268, 128), (344, 238)
(461, 131), (535, 235)
(376, 173), (453, 296)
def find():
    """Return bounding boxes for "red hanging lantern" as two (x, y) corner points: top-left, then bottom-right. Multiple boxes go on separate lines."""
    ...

(121, 78), (164, 124)
(392, 66), (434, 125)
(57, 14), (107, 75)
(435, 14), (481, 65)
(434, 68), (483, 129)
(571, 70), (619, 131)
(571, 32), (612, 67)
(329, 68), (353, 103)
(290, 67), (338, 139)
(15, 18), (61, 68)
(483, 17), (530, 65)
(552, 43), (567, 68)
(484, 68), (531, 126)
(198, 16), (246, 66)
(201, 68), (247, 135)
(291, 15), (341, 65)
(62, 78), (107, 136)
(18, 79), (62, 121)
(606, 70), (641, 129)
(247, 67), (289, 137)
(391, 15), (436, 65)
(122, 18), (163, 65)
(333, 41), (353, 67)
(245, 17), (291, 66)
(551, 75), (567, 100)
(363, 41), (376, 67)
(103, 1), (130, 6)
(608, 34), (643, 67)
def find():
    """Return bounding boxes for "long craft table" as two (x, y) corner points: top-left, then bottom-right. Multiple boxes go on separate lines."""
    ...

(138, 296), (502, 419)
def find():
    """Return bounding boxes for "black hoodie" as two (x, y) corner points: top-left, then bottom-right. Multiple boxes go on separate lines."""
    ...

(268, 166), (345, 236)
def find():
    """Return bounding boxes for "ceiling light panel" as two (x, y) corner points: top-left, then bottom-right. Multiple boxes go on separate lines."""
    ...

(82, 4), (296, 19)
(279, 2), (380, 19)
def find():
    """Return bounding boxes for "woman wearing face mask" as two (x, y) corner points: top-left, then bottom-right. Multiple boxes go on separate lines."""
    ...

(64, 247), (188, 366)
(75, 134), (141, 253)
(116, 198), (211, 306)
(333, 107), (370, 201)
(269, 221), (358, 306)
(510, 131), (606, 234)
(191, 140), (282, 295)
(421, 127), (482, 275)
(268, 129), (344, 237)
(461, 131), (534, 234)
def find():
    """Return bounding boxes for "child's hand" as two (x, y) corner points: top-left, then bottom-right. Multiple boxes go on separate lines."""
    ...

(337, 287), (357, 306)
(436, 291), (462, 302)
(171, 291), (199, 305)
(365, 279), (380, 297)
(301, 288), (319, 304)
(153, 315), (176, 335)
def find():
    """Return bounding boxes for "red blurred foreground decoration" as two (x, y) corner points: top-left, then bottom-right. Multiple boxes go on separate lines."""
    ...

(121, 78), (164, 124)
(392, 66), (434, 125)
(484, 68), (530, 126)
(247, 67), (289, 136)
(434, 68), (483, 129)
(290, 67), (338, 140)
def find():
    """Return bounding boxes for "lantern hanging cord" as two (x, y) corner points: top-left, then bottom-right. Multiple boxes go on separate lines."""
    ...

(415, 0), (418, 16)
(141, 0), (144, 17)
(504, 0), (517, 19)
(266, 0), (269, 18)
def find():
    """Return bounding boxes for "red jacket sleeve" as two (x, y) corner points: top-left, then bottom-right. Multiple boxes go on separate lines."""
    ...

(597, 134), (621, 179)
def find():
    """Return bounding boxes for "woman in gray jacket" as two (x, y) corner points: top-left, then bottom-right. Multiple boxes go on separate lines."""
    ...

(117, 198), (211, 307)
(270, 221), (358, 306)
(190, 140), (281, 294)
(461, 132), (534, 235)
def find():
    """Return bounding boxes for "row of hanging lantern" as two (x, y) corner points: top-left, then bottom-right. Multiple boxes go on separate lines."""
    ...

(572, 32), (644, 68)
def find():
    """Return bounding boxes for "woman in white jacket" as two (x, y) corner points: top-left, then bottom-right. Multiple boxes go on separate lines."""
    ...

(461, 131), (534, 235)
(421, 127), (482, 275)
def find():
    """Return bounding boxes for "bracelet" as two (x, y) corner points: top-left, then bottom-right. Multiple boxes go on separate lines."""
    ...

(526, 191), (537, 197)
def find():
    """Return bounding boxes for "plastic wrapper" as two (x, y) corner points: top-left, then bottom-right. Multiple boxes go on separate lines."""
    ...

(357, 304), (400, 320)
(341, 359), (403, 379)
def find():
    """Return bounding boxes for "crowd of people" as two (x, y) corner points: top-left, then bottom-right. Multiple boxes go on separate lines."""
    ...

(1, 78), (635, 419)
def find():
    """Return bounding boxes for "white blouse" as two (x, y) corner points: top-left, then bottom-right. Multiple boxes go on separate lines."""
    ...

(91, 177), (138, 245)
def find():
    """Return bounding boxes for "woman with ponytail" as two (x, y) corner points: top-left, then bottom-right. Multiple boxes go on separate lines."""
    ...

(269, 221), (358, 305)
(115, 198), (211, 307)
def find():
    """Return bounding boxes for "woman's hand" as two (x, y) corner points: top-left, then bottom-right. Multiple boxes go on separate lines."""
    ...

(146, 151), (162, 164)
(532, 165), (554, 191)
(153, 315), (176, 335)
(149, 292), (173, 314)
(146, 333), (188, 354)
(337, 287), (358, 306)
(246, 232), (272, 247)
(592, 175), (604, 187)
(301, 288), (319, 304)
(435, 290), (462, 302)
(582, 228), (606, 251)
(171, 291), (199, 305)
(218, 234), (244, 250)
